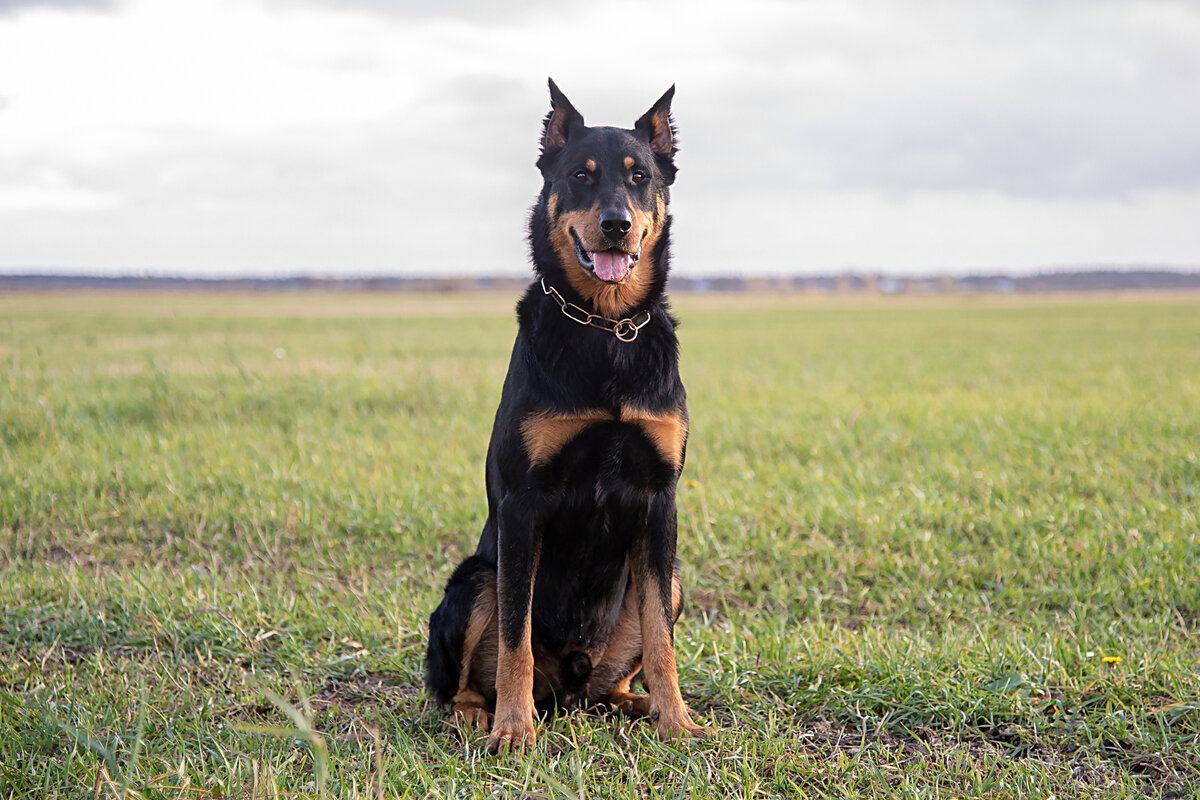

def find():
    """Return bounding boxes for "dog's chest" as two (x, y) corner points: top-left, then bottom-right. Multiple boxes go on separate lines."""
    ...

(519, 406), (687, 471)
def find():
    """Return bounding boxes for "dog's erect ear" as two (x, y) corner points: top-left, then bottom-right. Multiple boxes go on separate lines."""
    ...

(541, 78), (585, 153)
(634, 85), (676, 157)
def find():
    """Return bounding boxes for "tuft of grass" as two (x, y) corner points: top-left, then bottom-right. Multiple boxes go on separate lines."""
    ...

(235, 678), (331, 796)
(1, 290), (1198, 798)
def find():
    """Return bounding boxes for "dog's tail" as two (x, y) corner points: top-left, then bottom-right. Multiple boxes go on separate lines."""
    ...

(561, 650), (592, 693)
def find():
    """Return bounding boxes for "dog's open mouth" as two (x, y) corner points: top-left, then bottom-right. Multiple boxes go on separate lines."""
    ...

(572, 229), (642, 283)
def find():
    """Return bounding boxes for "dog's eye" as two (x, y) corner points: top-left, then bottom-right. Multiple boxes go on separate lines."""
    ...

(631, 171), (647, 184)
(573, 170), (589, 183)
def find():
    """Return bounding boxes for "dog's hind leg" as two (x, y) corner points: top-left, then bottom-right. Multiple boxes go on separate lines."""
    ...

(450, 576), (498, 732)
(426, 555), (498, 731)
(594, 564), (682, 719)
(590, 567), (647, 714)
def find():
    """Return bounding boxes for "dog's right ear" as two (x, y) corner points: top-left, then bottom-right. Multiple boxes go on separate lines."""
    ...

(541, 78), (584, 155)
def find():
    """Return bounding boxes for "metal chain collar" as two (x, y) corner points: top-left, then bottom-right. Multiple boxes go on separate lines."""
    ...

(540, 278), (652, 343)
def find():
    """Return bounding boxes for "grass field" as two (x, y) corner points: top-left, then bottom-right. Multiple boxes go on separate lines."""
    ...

(2, 290), (1198, 799)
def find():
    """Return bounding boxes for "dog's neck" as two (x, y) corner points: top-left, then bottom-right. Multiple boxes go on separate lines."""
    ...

(537, 278), (653, 343)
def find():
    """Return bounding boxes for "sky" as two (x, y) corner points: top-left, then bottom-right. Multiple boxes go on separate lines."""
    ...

(2, 0), (1199, 277)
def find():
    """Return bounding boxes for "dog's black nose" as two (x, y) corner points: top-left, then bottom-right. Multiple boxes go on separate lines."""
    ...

(599, 208), (632, 238)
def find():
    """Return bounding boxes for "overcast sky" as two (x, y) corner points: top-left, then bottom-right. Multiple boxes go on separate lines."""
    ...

(2, 0), (1199, 277)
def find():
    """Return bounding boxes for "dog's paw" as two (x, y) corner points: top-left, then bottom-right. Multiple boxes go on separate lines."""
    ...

(450, 702), (492, 734)
(650, 706), (711, 742)
(448, 689), (492, 735)
(607, 691), (653, 718)
(485, 710), (538, 755)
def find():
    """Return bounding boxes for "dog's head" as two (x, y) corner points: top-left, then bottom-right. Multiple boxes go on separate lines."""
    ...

(531, 79), (677, 317)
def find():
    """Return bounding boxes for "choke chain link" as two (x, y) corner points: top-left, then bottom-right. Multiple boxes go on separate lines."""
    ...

(540, 278), (651, 342)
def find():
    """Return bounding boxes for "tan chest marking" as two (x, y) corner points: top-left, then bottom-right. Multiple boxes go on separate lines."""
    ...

(520, 406), (688, 469)
(521, 410), (612, 466)
(620, 406), (688, 469)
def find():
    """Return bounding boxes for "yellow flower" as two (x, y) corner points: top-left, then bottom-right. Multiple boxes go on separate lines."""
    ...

(688, 480), (700, 488)
(1102, 656), (1122, 664)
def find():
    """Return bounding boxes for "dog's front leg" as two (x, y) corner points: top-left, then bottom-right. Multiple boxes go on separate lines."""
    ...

(632, 492), (709, 741)
(487, 492), (543, 754)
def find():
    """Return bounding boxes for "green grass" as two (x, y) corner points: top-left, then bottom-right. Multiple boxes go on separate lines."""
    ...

(2, 290), (1198, 799)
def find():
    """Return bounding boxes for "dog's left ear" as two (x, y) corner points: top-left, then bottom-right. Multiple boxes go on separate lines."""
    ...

(634, 85), (677, 159)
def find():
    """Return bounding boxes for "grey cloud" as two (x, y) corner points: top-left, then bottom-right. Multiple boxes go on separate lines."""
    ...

(0, 106), (539, 274)
(800, 104), (1200, 199)
(268, 0), (558, 21)
(680, 3), (1200, 199)
(0, 0), (115, 15)
(5, 0), (1199, 275)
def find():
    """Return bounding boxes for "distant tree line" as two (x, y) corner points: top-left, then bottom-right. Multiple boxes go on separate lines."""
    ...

(2, 269), (1199, 293)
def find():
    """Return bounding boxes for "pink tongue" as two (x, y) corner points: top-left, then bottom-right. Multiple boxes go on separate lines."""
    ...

(592, 250), (632, 282)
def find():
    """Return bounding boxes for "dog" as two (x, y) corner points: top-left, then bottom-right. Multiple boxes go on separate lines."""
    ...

(425, 79), (706, 754)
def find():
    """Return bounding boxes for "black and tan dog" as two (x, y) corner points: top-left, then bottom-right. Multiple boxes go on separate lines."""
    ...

(425, 79), (706, 754)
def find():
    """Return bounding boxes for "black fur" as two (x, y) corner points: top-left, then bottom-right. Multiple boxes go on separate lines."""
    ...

(426, 79), (688, 714)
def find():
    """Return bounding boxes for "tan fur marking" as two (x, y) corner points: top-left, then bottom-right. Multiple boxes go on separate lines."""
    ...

(550, 198), (665, 317)
(624, 156), (635, 169)
(633, 559), (707, 739)
(521, 410), (612, 466)
(596, 569), (650, 714)
(602, 602), (645, 669)
(638, 575), (688, 727)
(671, 569), (683, 619)
(621, 406), (688, 469)
(457, 578), (498, 694)
(494, 641), (534, 709)
(545, 106), (570, 149)
(592, 573), (642, 670)
(450, 688), (491, 732)
(489, 561), (539, 752)
(586, 158), (597, 172)
(607, 682), (652, 717)
(631, 206), (655, 240)
(490, 638), (537, 751)
(647, 108), (673, 154)
(547, 192), (558, 220)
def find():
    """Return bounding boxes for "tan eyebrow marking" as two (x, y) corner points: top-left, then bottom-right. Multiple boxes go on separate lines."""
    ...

(624, 156), (635, 169)
(586, 159), (597, 172)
